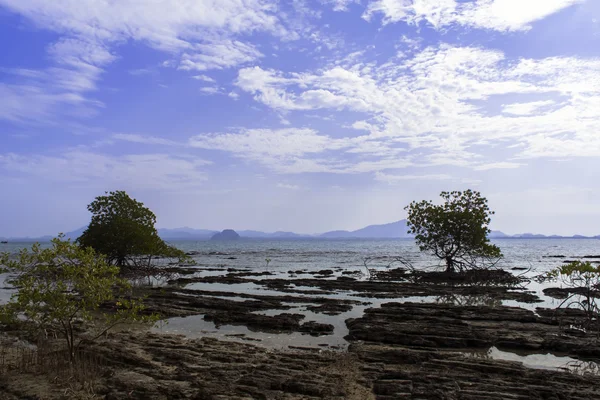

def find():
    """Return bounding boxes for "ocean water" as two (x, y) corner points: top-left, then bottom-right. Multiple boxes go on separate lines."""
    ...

(2, 238), (599, 274)
(171, 238), (600, 274)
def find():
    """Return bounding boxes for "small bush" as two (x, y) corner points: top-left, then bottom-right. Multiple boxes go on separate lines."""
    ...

(0, 235), (158, 363)
(546, 261), (600, 332)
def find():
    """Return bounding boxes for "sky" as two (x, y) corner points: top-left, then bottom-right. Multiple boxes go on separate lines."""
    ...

(1, 0), (599, 237)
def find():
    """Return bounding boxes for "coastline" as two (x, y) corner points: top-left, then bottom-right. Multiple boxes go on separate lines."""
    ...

(2, 263), (600, 398)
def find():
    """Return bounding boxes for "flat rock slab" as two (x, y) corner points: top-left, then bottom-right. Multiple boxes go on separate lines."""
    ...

(351, 343), (600, 400)
(346, 302), (600, 399)
(93, 333), (372, 399)
(346, 302), (600, 357)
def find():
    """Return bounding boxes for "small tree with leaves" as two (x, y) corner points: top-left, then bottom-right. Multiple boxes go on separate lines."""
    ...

(405, 190), (502, 272)
(77, 191), (189, 278)
(546, 261), (600, 332)
(0, 236), (157, 363)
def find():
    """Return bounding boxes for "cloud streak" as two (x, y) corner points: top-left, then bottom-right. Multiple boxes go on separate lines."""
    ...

(363, 0), (584, 32)
(0, 151), (210, 190)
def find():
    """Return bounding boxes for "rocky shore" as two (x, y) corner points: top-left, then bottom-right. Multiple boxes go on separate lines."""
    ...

(1, 266), (600, 399)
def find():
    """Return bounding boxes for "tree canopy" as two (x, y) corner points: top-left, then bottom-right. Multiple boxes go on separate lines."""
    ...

(0, 236), (155, 362)
(77, 191), (187, 273)
(405, 190), (502, 272)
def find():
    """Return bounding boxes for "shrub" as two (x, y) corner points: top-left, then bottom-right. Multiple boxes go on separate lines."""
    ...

(0, 236), (157, 363)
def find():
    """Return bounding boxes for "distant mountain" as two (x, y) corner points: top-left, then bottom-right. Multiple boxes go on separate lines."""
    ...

(321, 220), (412, 239)
(512, 233), (548, 238)
(0, 235), (53, 243)
(0, 226), (85, 243)
(237, 230), (271, 238)
(237, 230), (310, 238)
(271, 231), (307, 238)
(319, 230), (354, 238)
(158, 227), (218, 240)
(489, 230), (509, 238)
(3, 221), (599, 242)
(210, 229), (240, 241)
(63, 226), (87, 241)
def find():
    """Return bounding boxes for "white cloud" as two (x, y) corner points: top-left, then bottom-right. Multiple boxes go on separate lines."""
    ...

(2, 0), (598, 189)
(192, 74), (216, 83)
(0, 0), (287, 124)
(179, 40), (263, 71)
(518, 134), (600, 158)
(375, 172), (454, 183)
(189, 128), (355, 173)
(0, 1), (284, 49)
(320, 0), (359, 11)
(48, 38), (116, 68)
(0, 151), (210, 190)
(235, 43), (600, 165)
(364, 0), (457, 27)
(501, 100), (555, 116)
(363, 0), (583, 32)
(0, 38), (114, 123)
(0, 83), (96, 123)
(199, 86), (222, 95)
(0, 0), (282, 75)
(112, 134), (180, 146)
(473, 161), (525, 170)
(458, 0), (584, 32)
(189, 128), (349, 157)
(279, 118), (291, 126)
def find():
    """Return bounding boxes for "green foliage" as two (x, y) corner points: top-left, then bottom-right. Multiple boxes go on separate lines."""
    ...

(405, 190), (502, 272)
(547, 260), (600, 279)
(546, 261), (600, 331)
(0, 236), (157, 362)
(77, 191), (188, 272)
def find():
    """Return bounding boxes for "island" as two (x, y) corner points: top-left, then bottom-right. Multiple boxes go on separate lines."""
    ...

(210, 229), (240, 241)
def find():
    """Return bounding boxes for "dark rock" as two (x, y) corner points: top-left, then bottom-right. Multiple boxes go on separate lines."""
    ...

(289, 269), (307, 274)
(371, 267), (407, 281)
(315, 269), (334, 275)
(306, 303), (353, 315)
(544, 286), (600, 299)
(346, 302), (600, 358)
(299, 321), (334, 336)
(204, 312), (305, 333)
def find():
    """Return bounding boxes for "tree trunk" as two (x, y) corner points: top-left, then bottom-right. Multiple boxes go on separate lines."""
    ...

(445, 256), (455, 273)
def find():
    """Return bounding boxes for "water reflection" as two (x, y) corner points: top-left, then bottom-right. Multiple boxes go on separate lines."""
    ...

(465, 346), (600, 375)
(435, 293), (502, 308)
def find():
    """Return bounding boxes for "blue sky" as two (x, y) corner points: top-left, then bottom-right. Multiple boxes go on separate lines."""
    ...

(1, 0), (599, 237)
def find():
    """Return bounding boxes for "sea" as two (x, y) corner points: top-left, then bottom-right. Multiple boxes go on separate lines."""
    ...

(2, 237), (598, 305)
(2, 237), (598, 273)
(1, 238), (600, 356)
(170, 237), (599, 273)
